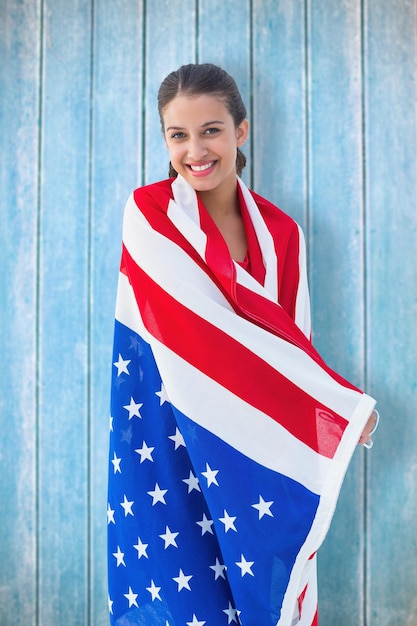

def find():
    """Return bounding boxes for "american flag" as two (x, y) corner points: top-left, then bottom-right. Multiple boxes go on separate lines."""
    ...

(108, 176), (375, 625)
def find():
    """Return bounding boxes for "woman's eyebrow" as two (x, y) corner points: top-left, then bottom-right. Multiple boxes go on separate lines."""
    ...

(166, 120), (225, 132)
(201, 120), (225, 127)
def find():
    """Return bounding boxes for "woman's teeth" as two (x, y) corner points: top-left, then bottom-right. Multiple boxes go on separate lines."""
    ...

(189, 162), (214, 172)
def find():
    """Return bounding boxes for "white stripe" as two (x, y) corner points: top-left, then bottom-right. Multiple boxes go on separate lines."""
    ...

(115, 271), (149, 340)
(278, 544), (318, 626)
(294, 224), (311, 338)
(116, 273), (374, 494)
(170, 175), (280, 301)
(237, 177), (279, 300)
(234, 260), (277, 301)
(124, 192), (233, 309)
(123, 197), (371, 421)
(169, 176), (279, 303)
(298, 564), (317, 626)
(168, 176), (208, 259)
(294, 556), (318, 626)
(115, 272), (329, 493)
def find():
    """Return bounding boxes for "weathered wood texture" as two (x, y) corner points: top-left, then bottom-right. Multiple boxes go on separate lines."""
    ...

(1, 1), (416, 625)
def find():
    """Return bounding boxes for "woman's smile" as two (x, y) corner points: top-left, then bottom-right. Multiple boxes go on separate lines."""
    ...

(186, 160), (217, 175)
(162, 93), (248, 199)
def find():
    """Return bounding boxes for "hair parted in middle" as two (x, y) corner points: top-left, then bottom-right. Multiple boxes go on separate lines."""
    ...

(157, 63), (247, 178)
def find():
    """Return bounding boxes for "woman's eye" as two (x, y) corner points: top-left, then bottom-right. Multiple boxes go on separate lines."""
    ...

(171, 132), (186, 139)
(204, 127), (220, 135)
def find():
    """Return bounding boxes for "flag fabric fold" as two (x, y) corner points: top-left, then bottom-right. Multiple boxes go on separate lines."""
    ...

(108, 175), (375, 625)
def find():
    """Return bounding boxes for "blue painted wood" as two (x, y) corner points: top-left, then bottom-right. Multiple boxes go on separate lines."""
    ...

(198, 0), (252, 187)
(37, 1), (92, 623)
(252, 0), (308, 230)
(364, 1), (417, 624)
(306, 3), (366, 624)
(1, 1), (417, 624)
(0, 1), (40, 624)
(91, 1), (144, 623)
(144, 0), (196, 185)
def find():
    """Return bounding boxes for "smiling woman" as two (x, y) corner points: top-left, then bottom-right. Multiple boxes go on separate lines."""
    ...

(159, 63), (248, 179)
(162, 94), (247, 189)
(162, 93), (249, 262)
(107, 63), (377, 626)
(158, 65), (251, 267)
(161, 93), (249, 263)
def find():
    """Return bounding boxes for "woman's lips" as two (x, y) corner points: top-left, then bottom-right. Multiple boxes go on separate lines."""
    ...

(186, 161), (217, 176)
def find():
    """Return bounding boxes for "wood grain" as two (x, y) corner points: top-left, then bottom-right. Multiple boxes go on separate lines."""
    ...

(0, 1), (416, 624)
(0, 1), (41, 624)
(307, 3), (365, 622)
(364, 0), (417, 624)
(37, 1), (92, 623)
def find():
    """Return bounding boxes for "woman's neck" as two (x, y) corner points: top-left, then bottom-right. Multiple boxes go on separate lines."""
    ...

(198, 183), (248, 262)
(198, 183), (239, 220)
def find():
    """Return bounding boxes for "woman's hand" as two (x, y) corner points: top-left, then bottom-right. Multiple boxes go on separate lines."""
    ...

(358, 410), (380, 447)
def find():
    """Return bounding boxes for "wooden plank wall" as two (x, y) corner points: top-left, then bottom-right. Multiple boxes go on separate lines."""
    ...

(1, 1), (416, 624)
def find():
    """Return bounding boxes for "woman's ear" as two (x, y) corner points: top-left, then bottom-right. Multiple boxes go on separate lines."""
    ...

(236, 119), (249, 146)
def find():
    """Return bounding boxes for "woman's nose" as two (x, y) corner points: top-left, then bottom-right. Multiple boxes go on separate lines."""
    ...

(187, 135), (208, 160)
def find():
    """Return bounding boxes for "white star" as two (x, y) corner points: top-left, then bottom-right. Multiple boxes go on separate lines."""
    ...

(196, 513), (214, 535)
(112, 545), (125, 567)
(107, 503), (115, 525)
(108, 594), (113, 615)
(146, 579), (162, 601)
(113, 353), (131, 376)
(120, 494), (134, 517)
(252, 495), (274, 519)
(147, 483), (168, 505)
(135, 440), (155, 463)
(109, 416), (113, 432)
(186, 615), (206, 626)
(173, 568), (192, 591)
(168, 427), (185, 449)
(159, 525), (179, 549)
(223, 602), (239, 624)
(210, 557), (227, 579)
(186, 423), (198, 442)
(111, 451), (122, 474)
(123, 397), (143, 420)
(219, 509), (237, 532)
(201, 463), (219, 487)
(236, 554), (255, 577)
(124, 585), (139, 608)
(182, 470), (201, 493)
(133, 537), (149, 559)
(121, 426), (133, 444)
(155, 383), (170, 405)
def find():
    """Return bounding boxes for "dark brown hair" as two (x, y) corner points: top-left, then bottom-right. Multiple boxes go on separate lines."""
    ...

(157, 63), (247, 177)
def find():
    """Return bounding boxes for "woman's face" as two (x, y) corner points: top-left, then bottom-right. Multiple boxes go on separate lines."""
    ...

(162, 93), (248, 196)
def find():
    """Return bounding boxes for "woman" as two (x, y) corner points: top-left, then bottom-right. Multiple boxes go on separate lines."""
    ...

(108, 63), (377, 626)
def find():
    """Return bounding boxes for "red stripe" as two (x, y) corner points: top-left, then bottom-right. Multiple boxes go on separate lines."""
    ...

(298, 583), (308, 617)
(197, 192), (317, 359)
(238, 185), (267, 286)
(132, 182), (359, 391)
(248, 189), (301, 321)
(122, 245), (348, 458)
(297, 585), (319, 625)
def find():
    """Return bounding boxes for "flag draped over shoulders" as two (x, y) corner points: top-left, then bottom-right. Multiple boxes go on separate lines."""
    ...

(108, 175), (375, 626)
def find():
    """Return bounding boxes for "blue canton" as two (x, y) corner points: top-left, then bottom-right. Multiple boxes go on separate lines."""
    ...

(108, 320), (319, 625)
